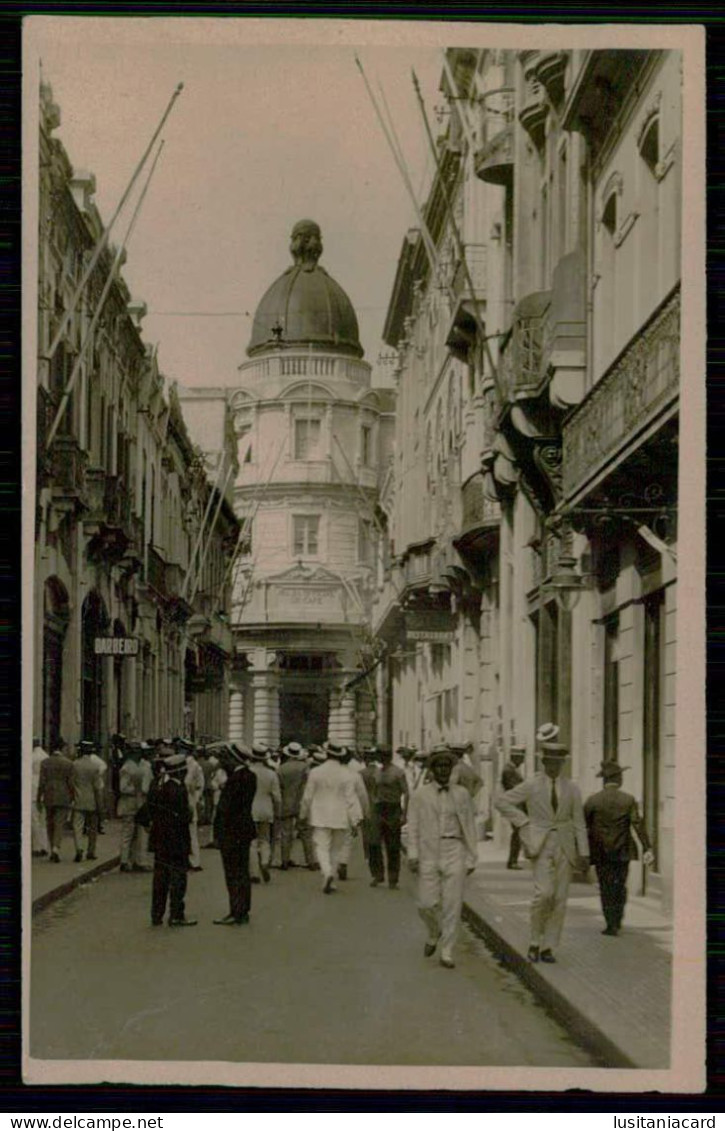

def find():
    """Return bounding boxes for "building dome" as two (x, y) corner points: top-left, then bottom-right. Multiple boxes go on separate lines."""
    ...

(247, 220), (364, 359)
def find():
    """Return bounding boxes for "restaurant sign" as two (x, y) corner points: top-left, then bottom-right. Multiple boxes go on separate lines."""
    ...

(94, 636), (139, 656)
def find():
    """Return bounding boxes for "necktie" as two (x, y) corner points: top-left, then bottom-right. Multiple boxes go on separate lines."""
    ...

(551, 780), (558, 813)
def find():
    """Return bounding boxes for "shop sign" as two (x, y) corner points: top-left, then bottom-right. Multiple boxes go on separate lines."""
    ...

(94, 636), (139, 656)
(404, 608), (455, 643)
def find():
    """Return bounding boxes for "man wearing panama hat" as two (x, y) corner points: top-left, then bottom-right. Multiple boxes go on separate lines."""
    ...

(407, 744), (478, 968)
(147, 751), (197, 927)
(300, 741), (362, 893)
(212, 742), (257, 925)
(277, 741), (315, 870)
(584, 762), (654, 936)
(496, 736), (589, 963)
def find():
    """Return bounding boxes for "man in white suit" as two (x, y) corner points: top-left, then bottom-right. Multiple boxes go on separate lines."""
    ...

(407, 746), (478, 969)
(496, 740), (589, 964)
(300, 741), (362, 893)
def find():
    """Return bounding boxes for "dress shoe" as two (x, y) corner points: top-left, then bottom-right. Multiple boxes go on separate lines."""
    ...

(439, 955), (455, 969)
(527, 945), (540, 963)
(539, 949), (556, 963)
(323, 876), (336, 894)
(168, 917), (198, 927)
(424, 937), (440, 958)
(337, 864), (348, 881)
(74, 851), (84, 863)
(601, 926), (619, 936)
(189, 865), (204, 872)
(49, 850), (60, 863)
(260, 864), (270, 883)
(279, 863), (289, 871)
(86, 853), (97, 861)
(287, 861), (298, 869)
(214, 914), (241, 925)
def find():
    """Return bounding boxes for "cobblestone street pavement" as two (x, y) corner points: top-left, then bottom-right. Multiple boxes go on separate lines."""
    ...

(31, 846), (596, 1067)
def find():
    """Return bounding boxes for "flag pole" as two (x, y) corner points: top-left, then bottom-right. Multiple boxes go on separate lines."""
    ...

(46, 140), (166, 450)
(43, 83), (184, 364)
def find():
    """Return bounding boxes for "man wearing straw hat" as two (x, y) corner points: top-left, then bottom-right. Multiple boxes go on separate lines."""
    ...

(277, 741), (315, 871)
(584, 762), (654, 936)
(496, 732), (589, 964)
(212, 742), (257, 926)
(147, 749), (197, 927)
(406, 745), (478, 969)
(300, 741), (362, 894)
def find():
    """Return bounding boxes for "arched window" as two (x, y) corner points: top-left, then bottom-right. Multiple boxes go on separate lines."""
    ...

(639, 116), (659, 176)
(602, 191), (617, 237)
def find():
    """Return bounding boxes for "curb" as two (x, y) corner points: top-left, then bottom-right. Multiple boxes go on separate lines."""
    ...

(32, 856), (121, 916)
(462, 899), (635, 1069)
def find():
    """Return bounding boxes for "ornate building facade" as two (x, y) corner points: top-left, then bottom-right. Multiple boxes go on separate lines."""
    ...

(216, 220), (395, 749)
(34, 81), (239, 754)
(373, 48), (681, 911)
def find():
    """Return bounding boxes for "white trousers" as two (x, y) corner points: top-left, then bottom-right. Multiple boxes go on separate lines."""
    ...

(119, 813), (143, 866)
(250, 821), (273, 877)
(312, 827), (347, 885)
(32, 801), (49, 853)
(188, 814), (200, 868)
(417, 839), (466, 961)
(530, 831), (573, 949)
(337, 827), (353, 866)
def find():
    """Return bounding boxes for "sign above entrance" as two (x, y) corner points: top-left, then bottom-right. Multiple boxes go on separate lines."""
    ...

(404, 608), (455, 643)
(94, 636), (139, 656)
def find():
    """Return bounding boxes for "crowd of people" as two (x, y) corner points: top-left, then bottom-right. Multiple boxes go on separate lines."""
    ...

(31, 725), (654, 967)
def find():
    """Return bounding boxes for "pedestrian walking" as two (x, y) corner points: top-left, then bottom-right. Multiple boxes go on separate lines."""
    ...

(584, 762), (654, 936)
(117, 741), (146, 873)
(109, 733), (125, 810)
(449, 742), (483, 800)
(500, 744), (527, 869)
(148, 751), (197, 927)
(277, 742), (314, 870)
(71, 740), (104, 862)
(37, 737), (75, 862)
(212, 743), (257, 926)
(369, 745), (408, 889)
(496, 740), (589, 964)
(89, 746), (109, 833)
(336, 747), (370, 881)
(248, 743), (281, 883)
(360, 747), (383, 882)
(31, 736), (49, 856)
(406, 746), (478, 969)
(300, 741), (362, 893)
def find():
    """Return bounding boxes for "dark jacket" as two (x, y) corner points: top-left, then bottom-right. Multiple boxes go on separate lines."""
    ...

(584, 786), (651, 865)
(213, 765), (257, 848)
(501, 760), (524, 792)
(277, 759), (308, 818)
(148, 777), (191, 865)
(38, 752), (75, 809)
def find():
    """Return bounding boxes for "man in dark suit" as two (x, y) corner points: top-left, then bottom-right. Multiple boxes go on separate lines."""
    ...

(37, 738), (75, 862)
(147, 751), (197, 927)
(212, 742), (257, 925)
(500, 744), (526, 870)
(584, 762), (654, 936)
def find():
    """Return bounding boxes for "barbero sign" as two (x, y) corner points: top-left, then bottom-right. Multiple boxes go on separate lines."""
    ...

(93, 637), (140, 656)
(404, 608), (456, 644)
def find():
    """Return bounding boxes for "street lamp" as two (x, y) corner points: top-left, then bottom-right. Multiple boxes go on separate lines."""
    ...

(545, 552), (585, 613)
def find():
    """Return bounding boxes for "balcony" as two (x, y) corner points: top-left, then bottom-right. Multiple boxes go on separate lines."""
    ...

(497, 290), (552, 405)
(474, 85), (515, 187)
(541, 248), (587, 411)
(446, 244), (487, 361)
(103, 475), (133, 534)
(533, 51), (568, 105)
(460, 473), (501, 539)
(562, 286), (680, 504)
(48, 436), (88, 506)
(145, 544), (167, 597)
(518, 52), (548, 150)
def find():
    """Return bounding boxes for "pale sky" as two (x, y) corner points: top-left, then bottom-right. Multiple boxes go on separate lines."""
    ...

(26, 18), (454, 389)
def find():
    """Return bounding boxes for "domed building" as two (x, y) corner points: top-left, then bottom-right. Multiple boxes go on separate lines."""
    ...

(227, 220), (395, 749)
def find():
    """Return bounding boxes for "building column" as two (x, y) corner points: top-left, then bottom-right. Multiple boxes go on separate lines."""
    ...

(327, 686), (356, 747)
(228, 687), (245, 743)
(252, 673), (280, 749)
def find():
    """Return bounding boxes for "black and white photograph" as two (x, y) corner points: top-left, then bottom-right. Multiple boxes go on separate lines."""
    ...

(21, 16), (706, 1092)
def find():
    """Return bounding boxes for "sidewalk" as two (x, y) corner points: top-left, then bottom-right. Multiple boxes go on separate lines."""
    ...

(462, 842), (672, 1069)
(32, 819), (123, 913)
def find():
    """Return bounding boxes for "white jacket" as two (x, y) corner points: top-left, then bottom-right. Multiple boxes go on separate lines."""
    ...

(300, 759), (362, 830)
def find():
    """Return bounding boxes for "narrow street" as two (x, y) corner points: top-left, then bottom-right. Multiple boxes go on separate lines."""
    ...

(31, 846), (595, 1067)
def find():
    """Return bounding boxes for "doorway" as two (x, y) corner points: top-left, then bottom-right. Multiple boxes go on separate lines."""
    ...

(279, 690), (329, 747)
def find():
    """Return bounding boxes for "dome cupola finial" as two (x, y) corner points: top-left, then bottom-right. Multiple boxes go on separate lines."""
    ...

(290, 219), (323, 271)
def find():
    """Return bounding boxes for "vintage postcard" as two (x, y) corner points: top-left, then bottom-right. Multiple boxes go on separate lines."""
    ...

(22, 16), (706, 1094)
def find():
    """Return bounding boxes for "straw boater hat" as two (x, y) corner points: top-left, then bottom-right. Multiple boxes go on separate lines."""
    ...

(249, 742), (270, 761)
(322, 741), (346, 760)
(163, 752), (188, 776)
(311, 748), (327, 764)
(510, 743), (526, 755)
(427, 743), (458, 768)
(597, 761), (628, 779)
(283, 742), (305, 760)
(536, 722), (560, 744)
